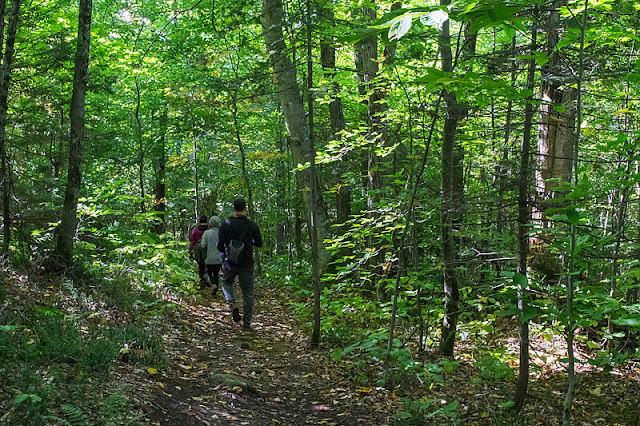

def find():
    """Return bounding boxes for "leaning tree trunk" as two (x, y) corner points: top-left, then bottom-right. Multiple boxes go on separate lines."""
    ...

(0, 0), (17, 257)
(55, 0), (92, 265)
(261, 0), (331, 273)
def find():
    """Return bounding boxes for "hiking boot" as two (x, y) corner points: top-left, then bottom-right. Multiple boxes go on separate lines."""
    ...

(242, 324), (252, 332)
(232, 308), (241, 323)
(212, 285), (218, 296)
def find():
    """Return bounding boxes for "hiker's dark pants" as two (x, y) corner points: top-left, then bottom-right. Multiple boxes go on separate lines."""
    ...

(206, 263), (222, 286)
(222, 266), (254, 327)
(197, 261), (206, 282)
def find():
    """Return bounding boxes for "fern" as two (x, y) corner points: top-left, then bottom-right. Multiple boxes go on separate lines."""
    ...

(50, 404), (90, 426)
(98, 392), (143, 425)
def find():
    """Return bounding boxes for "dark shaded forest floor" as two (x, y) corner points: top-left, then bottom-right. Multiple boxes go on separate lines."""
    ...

(3, 271), (640, 425)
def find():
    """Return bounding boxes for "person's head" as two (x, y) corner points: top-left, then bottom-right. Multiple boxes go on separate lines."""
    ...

(198, 215), (208, 225)
(209, 216), (220, 228)
(233, 198), (247, 214)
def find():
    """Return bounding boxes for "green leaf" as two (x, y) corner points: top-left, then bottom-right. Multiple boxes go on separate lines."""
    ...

(502, 24), (515, 40)
(14, 394), (29, 404)
(566, 207), (581, 224)
(612, 317), (640, 327)
(331, 348), (342, 362)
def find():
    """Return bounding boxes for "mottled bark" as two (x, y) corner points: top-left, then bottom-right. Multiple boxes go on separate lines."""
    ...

(55, 0), (92, 265)
(261, 0), (331, 273)
(0, 0), (16, 256)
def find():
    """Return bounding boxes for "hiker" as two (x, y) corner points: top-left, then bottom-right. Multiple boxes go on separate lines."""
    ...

(217, 198), (263, 331)
(188, 215), (209, 288)
(200, 215), (223, 295)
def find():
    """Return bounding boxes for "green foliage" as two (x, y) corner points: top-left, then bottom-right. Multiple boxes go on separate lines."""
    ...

(395, 398), (460, 425)
(45, 393), (142, 426)
(474, 356), (515, 381)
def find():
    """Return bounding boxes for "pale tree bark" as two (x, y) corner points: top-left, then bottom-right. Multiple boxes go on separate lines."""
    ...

(261, 0), (331, 273)
(0, 0), (17, 257)
(55, 0), (92, 265)
(534, 0), (575, 239)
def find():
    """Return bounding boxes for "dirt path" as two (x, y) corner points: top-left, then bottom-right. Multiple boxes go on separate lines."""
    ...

(133, 284), (395, 425)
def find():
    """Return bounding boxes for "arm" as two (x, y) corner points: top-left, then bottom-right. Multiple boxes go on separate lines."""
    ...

(217, 224), (227, 253)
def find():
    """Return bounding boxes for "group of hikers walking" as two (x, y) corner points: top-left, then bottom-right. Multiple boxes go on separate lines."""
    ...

(188, 198), (263, 331)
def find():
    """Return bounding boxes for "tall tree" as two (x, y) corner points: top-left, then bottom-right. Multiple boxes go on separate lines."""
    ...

(0, 0), (17, 257)
(514, 10), (538, 410)
(55, 0), (92, 265)
(438, 5), (476, 357)
(261, 0), (332, 272)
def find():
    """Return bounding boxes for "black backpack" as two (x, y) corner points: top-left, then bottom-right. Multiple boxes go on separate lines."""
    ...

(226, 220), (249, 265)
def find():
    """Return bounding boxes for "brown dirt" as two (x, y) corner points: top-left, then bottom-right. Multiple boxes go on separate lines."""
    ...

(125, 284), (395, 425)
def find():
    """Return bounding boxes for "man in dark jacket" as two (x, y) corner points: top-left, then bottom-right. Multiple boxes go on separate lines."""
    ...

(217, 198), (263, 331)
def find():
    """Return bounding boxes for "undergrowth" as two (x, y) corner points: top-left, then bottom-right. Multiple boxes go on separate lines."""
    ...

(0, 232), (194, 424)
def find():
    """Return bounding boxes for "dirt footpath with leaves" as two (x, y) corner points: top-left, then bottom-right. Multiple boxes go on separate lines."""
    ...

(126, 284), (395, 425)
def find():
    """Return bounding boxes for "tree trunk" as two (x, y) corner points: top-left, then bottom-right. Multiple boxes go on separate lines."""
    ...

(535, 1), (575, 223)
(306, 0), (321, 347)
(153, 107), (167, 234)
(563, 2), (588, 424)
(514, 13), (538, 410)
(55, 0), (91, 265)
(438, 3), (474, 357)
(261, 0), (331, 273)
(135, 79), (145, 213)
(0, 0), (16, 257)
(320, 0), (350, 263)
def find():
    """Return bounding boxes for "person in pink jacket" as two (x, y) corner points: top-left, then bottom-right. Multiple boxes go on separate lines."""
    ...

(189, 215), (209, 287)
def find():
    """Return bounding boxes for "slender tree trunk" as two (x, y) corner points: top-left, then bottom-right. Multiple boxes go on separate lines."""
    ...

(438, 3), (475, 357)
(135, 79), (145, 213)
(514, 13), (537, 411)
(261, 0), (331, 273)
(55, 0), (92, 265)
(0, 0), (16, 257)
(320, 0), (350, 262)
(306, 0), (321, 348)
(153, 107), (167, 234)
(563, 2), (588, 424)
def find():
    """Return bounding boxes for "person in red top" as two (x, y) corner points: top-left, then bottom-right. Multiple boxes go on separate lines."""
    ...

(189, 215), (209, 287)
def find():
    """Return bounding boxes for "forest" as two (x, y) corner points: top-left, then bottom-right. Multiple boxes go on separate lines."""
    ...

(1, 0), (640, 424)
